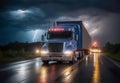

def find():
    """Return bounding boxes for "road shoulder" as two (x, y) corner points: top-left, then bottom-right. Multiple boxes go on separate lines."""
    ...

(103, 55), (120, 68)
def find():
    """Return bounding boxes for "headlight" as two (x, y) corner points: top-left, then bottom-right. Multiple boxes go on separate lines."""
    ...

(35, 49), (40, 54)
(64, 50), (73, 55)
(41, 50), (49, 54)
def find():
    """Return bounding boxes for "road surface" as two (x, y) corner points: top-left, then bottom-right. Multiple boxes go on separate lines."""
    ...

(0, 53), (120, 83)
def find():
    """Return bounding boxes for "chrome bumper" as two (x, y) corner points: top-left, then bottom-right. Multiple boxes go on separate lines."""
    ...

(41, 53), (73, 61)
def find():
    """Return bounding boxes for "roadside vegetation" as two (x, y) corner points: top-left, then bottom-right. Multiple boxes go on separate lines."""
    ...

(103, 42), (120, 62)
(0, 42), (43, 64)
(0, 50), (37, 63)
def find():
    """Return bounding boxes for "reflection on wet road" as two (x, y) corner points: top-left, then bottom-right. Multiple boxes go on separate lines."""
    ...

(0, 53), (120, 83)
(92, 53), (100, 83)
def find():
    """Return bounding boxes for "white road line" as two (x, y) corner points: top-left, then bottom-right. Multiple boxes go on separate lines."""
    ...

(104, 55), (120, 68)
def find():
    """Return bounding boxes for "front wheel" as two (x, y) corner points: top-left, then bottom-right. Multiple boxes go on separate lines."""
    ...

(70, 55), (77, 64)
(78, 52), (81, 60)
(43, 61), (49, 64)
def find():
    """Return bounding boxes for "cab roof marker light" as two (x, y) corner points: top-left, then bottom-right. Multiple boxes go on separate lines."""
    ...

(49, 27), (64, 32)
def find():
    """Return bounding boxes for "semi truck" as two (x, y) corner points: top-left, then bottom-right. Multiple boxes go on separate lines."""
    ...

(40, 21), (91, 64)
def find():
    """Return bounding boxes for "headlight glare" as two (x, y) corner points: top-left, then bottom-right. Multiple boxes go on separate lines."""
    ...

(64, 50), (73, 55)
(41, 50), (49, 54)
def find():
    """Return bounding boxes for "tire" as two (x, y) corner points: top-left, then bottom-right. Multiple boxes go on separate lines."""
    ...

(70, 54), (77, 64)
(43, 61), (48, 64)
(57, 61), (62, 64)
(69, 58), (75, 64)
(78, 52), (81, 60)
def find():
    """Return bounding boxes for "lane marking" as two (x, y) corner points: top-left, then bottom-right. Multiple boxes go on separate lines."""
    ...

(103, 55), (120, 69)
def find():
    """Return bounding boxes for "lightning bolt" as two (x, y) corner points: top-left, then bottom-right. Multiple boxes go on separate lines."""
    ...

(33, 30), (38, 42)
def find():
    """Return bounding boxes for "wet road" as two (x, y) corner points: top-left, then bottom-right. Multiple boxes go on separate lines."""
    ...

(0, 53), (120, 83)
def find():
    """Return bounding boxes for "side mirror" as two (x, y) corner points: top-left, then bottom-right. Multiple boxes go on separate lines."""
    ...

(44, 33), (46, 36)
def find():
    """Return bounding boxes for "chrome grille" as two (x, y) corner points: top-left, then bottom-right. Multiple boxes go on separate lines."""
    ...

(48, 43), (63, 52)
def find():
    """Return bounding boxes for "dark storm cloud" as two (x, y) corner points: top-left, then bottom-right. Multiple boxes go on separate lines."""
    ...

(1, 0), (120, 12)
(0, 0), (120, 45)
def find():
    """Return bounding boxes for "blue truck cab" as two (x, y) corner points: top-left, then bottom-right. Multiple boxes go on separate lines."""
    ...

(41, 21), (91, 64)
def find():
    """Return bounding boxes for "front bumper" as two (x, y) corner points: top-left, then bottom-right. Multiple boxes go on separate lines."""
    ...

(41, 53), (73, 61)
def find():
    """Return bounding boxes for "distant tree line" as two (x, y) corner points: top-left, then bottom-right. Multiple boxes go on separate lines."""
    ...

(104, 42), (120, 55)
(0, 42), (45, 63)
(0, 42), (44, 57)
(0, 42), (44, 51)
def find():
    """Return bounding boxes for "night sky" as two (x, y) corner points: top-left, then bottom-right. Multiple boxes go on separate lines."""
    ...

(0, 0), (120, 46)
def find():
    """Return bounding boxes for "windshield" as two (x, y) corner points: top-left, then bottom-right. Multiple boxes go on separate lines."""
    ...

(47, 31), (73, 39)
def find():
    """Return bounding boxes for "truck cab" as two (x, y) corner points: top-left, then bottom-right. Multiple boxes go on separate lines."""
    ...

(41, 26), (79, 64)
